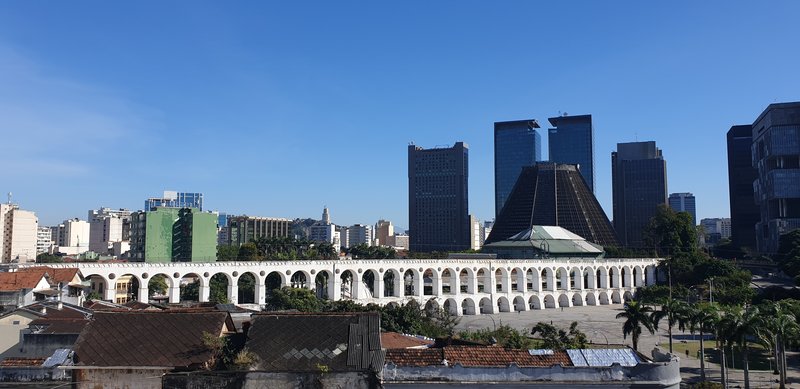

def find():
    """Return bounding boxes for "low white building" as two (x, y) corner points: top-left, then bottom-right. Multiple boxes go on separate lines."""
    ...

(88, 208), (131, 254)
(53, 218), (91, 255)
(0, 203), (38, 263)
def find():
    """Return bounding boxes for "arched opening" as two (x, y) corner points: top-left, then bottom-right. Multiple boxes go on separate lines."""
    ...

(543, 295), (556, 309)
(115, 274), (140, 304)
(291, 271), (309, 289)
(424, 298), (440, 314)
(209, 273), (230, 304)
(461, 298), (476, 315)
(424, 268), (439, 296)
(497, 297), (511, 313)
(623, 291), (634, 302)
(633, 267), (642, 287)
(479, 297), (492, 314)
(237, 272), (256, 304)
(495, 268), (507, 293)
(645, 265), (656, 286)
(586, 293), (598, 306)
(558, 294), (570, 308)
(513, 296), (526, 312)
(403, 269), (416, 296)
(443, 298), (459, 315)
(385, 302), (400, 310)
(383, 270), (399, 297)
(315, 271), (331, 299)
(526, 269), (535, 291)
(571, 268), (581, 290)
(611, 290), (622, 304)
(571, 292), (583, 306)
(341, 270), (356, 299)
(596, 268), (607, 289)
(556, 268), (569, 291)
(265, 271), (283, 297)
(529, 295), (542, 310)
(85, 274), (107, 301)
(510, 268), (520, 292)
(541, 269), (551, 291)
(459, 269), (471, 293)
(476, 268), (489, 293)
(599, 292), (610, 305)
(610, 267), (619, 288)
(362, 270), (378, 298)
(621, 267), (630, 288)
(148, 273), (171, 303)
(179, 273), (201, 302)
(583, 269), (593, 289)
(441, 269), (456, 295)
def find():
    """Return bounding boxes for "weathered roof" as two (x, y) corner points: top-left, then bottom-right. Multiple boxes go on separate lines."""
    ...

(30, 318), (89, 334)
(0, 357), (46, 367)
(246, 312), (384, 373)
(26, 267), (81, 285)
(73, 311), (234, 368)
(386, 346), (573, 368)
(484, 226), (603, 255)
(567, 348), (641, 367)
(0, 269), (48, 291)
(15, 302), (92, 320)
(380, 332), (433, 349)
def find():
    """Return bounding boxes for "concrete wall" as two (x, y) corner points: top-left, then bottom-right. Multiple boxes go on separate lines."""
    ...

(21, 333), (79, 357)
(0, 366), (67, 382)
(0, 311), (36, 359)
(163, 371), (380, 389)
(74, 368), (171, 389)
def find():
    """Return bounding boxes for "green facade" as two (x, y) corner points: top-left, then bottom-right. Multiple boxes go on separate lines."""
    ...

(143, 207), (217, 263)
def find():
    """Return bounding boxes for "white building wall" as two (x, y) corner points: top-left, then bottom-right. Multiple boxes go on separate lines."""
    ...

(349, 224), (373, 247)
(469, 215), (481, 250)
(6, 207), (38, 263)
(89, 214), (123, 253)
(36, 227), (52, 254)
(309, 223), (335, 244)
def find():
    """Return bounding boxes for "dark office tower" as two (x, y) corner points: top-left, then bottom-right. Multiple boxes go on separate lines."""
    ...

(727, 125), (759, 250)
(548, 114), (595, 192)
(494, 120), (541, 217)
(408, 142), (470, 252)
(752, 102), (800, 253)
(612, 141), (668, 249)
(668, 193), (697, 225)
(484, 163), (618, 247)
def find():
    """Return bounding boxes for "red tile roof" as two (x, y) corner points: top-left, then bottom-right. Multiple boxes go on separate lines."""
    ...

(73, 311), (235, 368)
(381, 332), (434, 349)
(0, 358), (46, 367)
(385, 346), (573, 368)
(0, 270), (47, 291)
(26, 267), (80, 285)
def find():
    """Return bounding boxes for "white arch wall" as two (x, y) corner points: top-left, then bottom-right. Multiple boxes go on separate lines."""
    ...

(23, 258), (659, 313)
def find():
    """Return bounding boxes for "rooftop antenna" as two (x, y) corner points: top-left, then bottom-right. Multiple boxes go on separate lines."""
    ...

(6, 192), (11, 205)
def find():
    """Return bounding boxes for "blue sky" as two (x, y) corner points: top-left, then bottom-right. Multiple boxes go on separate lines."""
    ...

(1, 2), (798, 228)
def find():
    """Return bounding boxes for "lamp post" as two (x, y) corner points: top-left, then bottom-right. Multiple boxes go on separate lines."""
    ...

(593, 330), (609, 346)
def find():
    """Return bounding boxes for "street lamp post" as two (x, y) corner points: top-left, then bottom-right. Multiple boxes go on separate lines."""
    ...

(593, 330), (609, 346)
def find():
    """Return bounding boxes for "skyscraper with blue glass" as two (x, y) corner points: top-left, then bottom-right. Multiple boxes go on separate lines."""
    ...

(494, 120), (541, 217)
(548, 114), (595, 192)
(144, 191), (203, 211)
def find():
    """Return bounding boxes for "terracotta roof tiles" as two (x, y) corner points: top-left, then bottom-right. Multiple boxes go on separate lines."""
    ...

(381, 332), (434, 349)
(385, 346), (572, 368)
(0, 270), (47, 291)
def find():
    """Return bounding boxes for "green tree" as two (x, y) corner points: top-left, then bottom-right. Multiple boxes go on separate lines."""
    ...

(148, 274), (168, 297)
(651, 298), (690, 354)
(687, 303), (717, 382)
(217, 245), (239, 261)
(530, 321), (588, 350)
(720, 305), (762, 389)
(209, 274), (229, 304)
(267, 286), (321, 312)
(643, 204), (698, 256)
(776, 229), (800, 284)
(758, 300), (799, 388)
(36, 253), (63, 263)
(238, 242), (260, 261)
(181, 280), (200, 301)
(459, 325), (536, 349)
(616, 300), (655, 351)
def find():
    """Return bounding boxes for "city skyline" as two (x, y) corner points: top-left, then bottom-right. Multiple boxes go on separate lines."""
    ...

(1, 2), (799, 227)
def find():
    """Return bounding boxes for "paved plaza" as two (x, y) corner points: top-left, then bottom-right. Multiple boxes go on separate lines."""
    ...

(455, 305), (800, 388)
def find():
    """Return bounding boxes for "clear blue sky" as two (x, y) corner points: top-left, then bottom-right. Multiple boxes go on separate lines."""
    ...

(1, 2), (798, 228)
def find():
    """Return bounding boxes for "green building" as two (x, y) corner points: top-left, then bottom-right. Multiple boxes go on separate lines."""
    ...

(129, 208), (217, 262)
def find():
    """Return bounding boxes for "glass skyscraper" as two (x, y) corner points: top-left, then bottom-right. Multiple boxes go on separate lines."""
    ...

(494, 120), (541, 217)
(668, 192), (696, 225)
(548, 114), (595, 192)
(144, 191), (203, 211)
(726, 124), (759, 250)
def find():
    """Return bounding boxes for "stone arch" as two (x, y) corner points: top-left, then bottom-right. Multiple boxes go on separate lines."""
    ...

(340, 270), (357, 300)
(423, 268), (438, 296)
(599, 292), (610, 305)
(424, 298), (440, 313)
(597, 267), (609, 289)
(558, 293), (570, 308)
(479, 297), (493, 314)
(645, 265), (657, 286)
(441, 268), (457, 295)
(543, 294), (557, 309)
(609, 267), (620, 288)
(362, 269), (379, 298)
(621, 266), (631, 288)
(209, 273), (232, 304)
(611, 290), (622, 304)
(237, 272), (257, 304)
(315, 270), (332, 300)
(526, 268), (540, 292)
(497, 296), (511, 313)
(623, 291), (634, 302)
(542, 268), (554, 291)
(528, 295), (542, 310)
(571, 267), (582, 290)
(633, 266), (643, 287)
(476, 268), (490, 293)
(494, 268), (509, 293)
(585, 292), (598, 306)
(179, 273), (202, 302)
(113, 274), (141, 304)
(443, 298), (459, 316)
(265, 271), (284, 296)
(511, 268), (525, 292)
(513, 296), (527, 312)
(291, 271), (311, 289)
(556, 267), (569, 291)
(583, 267), (595, 289)
(571, 292), (583, 306)
(403, 269), (419, 296)
(382, 269), (401, 297)
(146, 273), (172, 303)
(458, 268), (474, 294)
(85, 274), (109, 300)
(461, 298), (477, 315)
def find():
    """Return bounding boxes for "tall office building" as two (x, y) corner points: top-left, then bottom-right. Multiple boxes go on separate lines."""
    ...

(144, 191), (203, 211)
(485, 163), (618, 247)
(612, 141), (668, 249)
(668, 193), (697, 225)
(408, 142), (469, 252)
(0, 203), (38, 263)
(129, 207), (217, 262)
(226, 215), (290, 246)
(36, 226), (52, 254)
(548, 114), (595, 192)
(726, 125), (759, 250)
(349, 224), (374, 247)
(752, 102), (800, 253)
(375, 220), (393, 247)
(494, 120), (541, 217)
(88, 208), (132, 254)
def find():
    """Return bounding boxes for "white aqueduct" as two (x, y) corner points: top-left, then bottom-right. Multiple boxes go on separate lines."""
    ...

(27, 257), (658, 315)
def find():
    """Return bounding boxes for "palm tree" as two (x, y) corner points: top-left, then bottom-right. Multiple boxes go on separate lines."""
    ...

(759, 301), (799, 389)
(651, 298), (689, 353)
(687, 303), (717, 382)
(616, 300), (656, 352)
(720, 305), (762, 389)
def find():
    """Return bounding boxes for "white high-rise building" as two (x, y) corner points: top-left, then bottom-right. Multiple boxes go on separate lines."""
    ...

(36, 226), (52, 254)
(309, 207), (336, 244)
(0, 203), (39, 263)
(88, 208), (131, 254)
(349, 224), (374, 247)
(336, 226), (349, 249)
(469, 215), (482, 250)
(53, 218), (91, 255)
